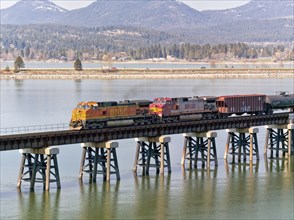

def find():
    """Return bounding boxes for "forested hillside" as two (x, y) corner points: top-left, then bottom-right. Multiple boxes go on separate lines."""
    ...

(1, 25), (180, 60)
(1, 24), (293, 61)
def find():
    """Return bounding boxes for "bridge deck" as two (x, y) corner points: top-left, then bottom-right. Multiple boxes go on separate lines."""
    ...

(0, 113), (290, 151)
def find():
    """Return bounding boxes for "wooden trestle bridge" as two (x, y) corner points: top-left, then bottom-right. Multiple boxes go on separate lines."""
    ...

(0, 112), (293, 191)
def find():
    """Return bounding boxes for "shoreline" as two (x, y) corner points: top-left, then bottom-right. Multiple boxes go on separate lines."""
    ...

(0, 68), (293, 80)
(2, 59), (293, 64)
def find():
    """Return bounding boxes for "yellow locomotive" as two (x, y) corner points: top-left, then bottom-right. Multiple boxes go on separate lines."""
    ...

(69, 100), (152, 129)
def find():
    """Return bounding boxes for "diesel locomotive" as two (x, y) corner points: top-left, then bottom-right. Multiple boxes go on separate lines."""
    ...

(69, 93), (294, 130)
(69, 100), (152, 129)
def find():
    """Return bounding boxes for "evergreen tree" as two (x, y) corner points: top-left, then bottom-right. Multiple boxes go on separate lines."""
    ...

(14, 56), (25, 72)
(5, 65), (10, 72)
(74, 58), (82, 71)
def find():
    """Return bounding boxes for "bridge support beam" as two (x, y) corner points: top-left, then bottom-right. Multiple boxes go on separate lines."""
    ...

(264, 124), (294, 158)
(79, 141), (120, 182)
(181, 132), (218, 169)
(224, 127), (259, 162)
(133, 136), (171, 175)
(17, 147), (60, 191)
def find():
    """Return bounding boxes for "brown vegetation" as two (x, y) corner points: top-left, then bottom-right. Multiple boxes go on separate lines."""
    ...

(1, 68), (293, 80)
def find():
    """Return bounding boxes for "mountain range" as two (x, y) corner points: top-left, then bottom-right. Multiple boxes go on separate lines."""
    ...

(0, 0), (293, 43)
(204, 0), (293, 24)
(0, 0), (67, 25)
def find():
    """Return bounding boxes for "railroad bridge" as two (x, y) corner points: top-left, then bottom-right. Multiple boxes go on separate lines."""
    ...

(0, 113), (293, 190)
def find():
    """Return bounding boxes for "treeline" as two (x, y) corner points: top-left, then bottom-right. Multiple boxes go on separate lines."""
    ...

(0, 24), (179, 61)
(1, 24), (293, 61)
(128, 43), (294, 61)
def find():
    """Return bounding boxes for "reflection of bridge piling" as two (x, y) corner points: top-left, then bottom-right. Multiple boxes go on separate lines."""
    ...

(224, 159), (259, 175)
(18, 190), (61, 219)
(78, 181), (120, 219)
(133, 136), (171, 175)
(181, 132), (218, 169)
(79, 142), (120, 182)
(17, 147), (61, 191)
(133, 174), (171, 219)
(264, 155), (293, 172)
(224, 127), (259, 163)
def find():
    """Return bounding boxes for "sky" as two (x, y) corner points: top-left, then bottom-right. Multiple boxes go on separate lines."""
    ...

(0, 0), (251, 11)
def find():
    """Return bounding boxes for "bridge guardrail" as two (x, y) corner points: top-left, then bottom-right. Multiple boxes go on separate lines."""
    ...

(0, 123), (69, 135)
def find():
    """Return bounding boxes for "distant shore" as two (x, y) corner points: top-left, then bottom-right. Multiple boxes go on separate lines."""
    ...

(0, 69), (294, 80)
(0, 68), (293, 80)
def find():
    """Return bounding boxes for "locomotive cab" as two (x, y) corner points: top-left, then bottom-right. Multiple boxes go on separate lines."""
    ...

(70, 101), (100, 129)
(149, 97), (177, 117)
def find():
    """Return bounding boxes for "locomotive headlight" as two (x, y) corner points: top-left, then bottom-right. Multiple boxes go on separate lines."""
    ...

(150, 107), (159, 113)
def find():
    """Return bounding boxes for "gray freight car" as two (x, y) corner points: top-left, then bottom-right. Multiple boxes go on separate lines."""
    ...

(265, 93), (294, 112)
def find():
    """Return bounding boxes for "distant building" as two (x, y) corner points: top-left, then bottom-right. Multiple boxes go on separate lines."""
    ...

(166, 55), (176, 61)
(111, 52), (131, 61)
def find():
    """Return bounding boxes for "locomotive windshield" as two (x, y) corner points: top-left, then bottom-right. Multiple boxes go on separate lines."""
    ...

(77, 104), (90, 110)
(153, 98), (163, 104)
(153, 98), (170, 104)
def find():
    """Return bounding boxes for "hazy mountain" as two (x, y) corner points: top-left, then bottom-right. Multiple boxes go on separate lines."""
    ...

(0, 0), (67, 25)
(203, 0), (294, 24)
(187, 18), (294, 44)
(58, 0), (205, 30)
(0, 0), (293, 43)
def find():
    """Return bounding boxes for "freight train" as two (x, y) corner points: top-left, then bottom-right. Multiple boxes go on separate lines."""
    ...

(69, 93), (294, 130)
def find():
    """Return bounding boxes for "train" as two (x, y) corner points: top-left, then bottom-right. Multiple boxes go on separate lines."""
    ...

(69, 93), (294, 130)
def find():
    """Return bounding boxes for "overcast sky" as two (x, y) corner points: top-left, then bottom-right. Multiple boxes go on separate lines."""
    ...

(0, 0), (251, 11)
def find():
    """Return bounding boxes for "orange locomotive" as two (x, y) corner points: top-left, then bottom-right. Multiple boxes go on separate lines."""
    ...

(69, 100), (152, 129)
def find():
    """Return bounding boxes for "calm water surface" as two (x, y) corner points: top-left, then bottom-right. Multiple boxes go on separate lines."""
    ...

(1, 78), (293, 219)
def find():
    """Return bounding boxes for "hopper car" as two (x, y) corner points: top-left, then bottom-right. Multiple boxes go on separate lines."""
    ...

(69, 93), (294, 130)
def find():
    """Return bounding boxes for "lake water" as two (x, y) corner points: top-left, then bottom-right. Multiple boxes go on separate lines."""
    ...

(1, 60), (293, 69)
(0, 78), (293, 219)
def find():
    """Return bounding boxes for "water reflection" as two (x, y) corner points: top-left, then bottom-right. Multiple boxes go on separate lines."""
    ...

(17, 190), (60, 219)
(181, 165), (218, 179)
(133, 174), (171, 219)
(224, 160), (260, 175)
(264, 155), (294, 172)
(14, 79), (24, 89)
(74, 79), (82, 92)
(78, 181), (120, 219)
(15, 80), (24, 101)
(179, 167), (219, 219)
(220, 167), (260, 219)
